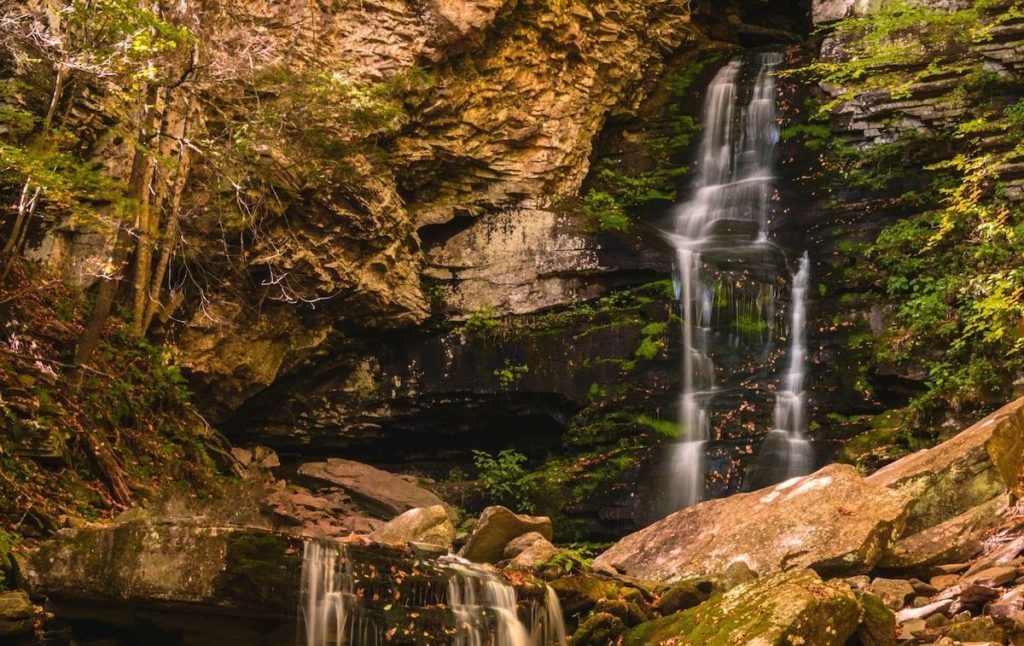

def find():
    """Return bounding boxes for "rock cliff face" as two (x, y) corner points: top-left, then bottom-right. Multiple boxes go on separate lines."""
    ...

(18, 0), (1021, 529)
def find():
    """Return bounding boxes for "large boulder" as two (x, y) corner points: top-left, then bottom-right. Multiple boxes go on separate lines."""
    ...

(877, 493), (1009, 571)
(867, 397), (1024, 535)
(594, 464), (911, 584)
(297, 459), (453, 520)
(622, 569), (863, 645)
(369, 505), (455, 550)
(460, 506), (553, 564)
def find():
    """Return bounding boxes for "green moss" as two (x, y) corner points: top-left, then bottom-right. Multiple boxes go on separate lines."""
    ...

(623, 571), (861, 646)
(218, 532), (302, 609)
(635, 415), (680, 439)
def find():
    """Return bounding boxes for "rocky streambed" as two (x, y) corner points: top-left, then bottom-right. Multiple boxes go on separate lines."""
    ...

(2, 397), (1021, 644)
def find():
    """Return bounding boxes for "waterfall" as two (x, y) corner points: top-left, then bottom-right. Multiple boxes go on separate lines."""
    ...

(663, 51), (784, 513)
(749, 253), (815, 485)
(300, 541), (381, 646)
(444, 557), (531, 646)
(300, 543), (565, 646)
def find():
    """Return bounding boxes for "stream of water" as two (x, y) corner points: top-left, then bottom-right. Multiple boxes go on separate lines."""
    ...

(300, 542), (566, 646)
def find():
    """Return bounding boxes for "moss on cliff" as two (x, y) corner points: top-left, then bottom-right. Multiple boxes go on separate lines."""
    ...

(790, 0), (1024, 433)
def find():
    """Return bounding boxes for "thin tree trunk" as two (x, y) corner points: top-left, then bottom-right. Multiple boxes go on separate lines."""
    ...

(131, 87), (169, 330)
(141, 97), (193, 333)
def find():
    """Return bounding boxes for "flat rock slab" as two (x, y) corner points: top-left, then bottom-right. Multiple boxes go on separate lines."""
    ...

(28, 520), (304, 614)
(297, 458), (451, 520)
(867, 397), (1024, 535)
(594, 464), (911, 584)
(622, 569), (863, 646)
(460, 506), (553, 564)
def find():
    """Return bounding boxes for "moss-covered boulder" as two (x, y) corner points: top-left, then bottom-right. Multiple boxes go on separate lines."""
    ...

(855, 591), (897, 646)
(652, 579), (713, 615)
(594, 464), (911, 583)
(0, 590), (33, 637)
(548, 574), (641, 616)
(867, 397), (1024, 535)
(622, 569), (863, 646)
(28, 520), (303, 615)
(877, 493), (1009, 571)
(568, 612), (627, 646)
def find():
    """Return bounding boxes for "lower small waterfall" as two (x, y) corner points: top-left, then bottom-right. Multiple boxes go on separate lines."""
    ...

(444, 557), (531, 646)
(300, 541), (378, 646)
(300, 541), (566, 646)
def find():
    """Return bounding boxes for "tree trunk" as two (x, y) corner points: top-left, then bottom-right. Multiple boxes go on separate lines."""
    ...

(74, 84), (160, 370)
(141, 96), (194, 333)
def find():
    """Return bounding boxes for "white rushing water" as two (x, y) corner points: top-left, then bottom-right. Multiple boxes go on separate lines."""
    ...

(758, 252), (815, 480)
(300, 541), (371, 646)
(300, 542), (566, 646)
(664, 51), (785, 512)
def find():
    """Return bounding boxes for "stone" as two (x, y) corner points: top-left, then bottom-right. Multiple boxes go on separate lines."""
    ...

(910, 579), (938, 595)
(812, 0), (877, 24)
(369, 505), (456, 550)
(507, 540), (559, 570)
(867, 398), (1024, 535)
(930, 574), (961, 590)
(924, 612), (948, 628)
(856, 591), (897, 646)
(942, 616), (1005, 642)
(956, 583), (1000, 605)
(297, 459), (452, 520)
(460, 506), (553, 564)
(0, 590), (33, 637)
(593, 597), (650, 627)
(568, 612), (626, 646)
(549, 575), (629, 615)
(877, 494), (1008, 570)
(652, 579), (714, 615)
(502, 532), (548, 559)
(962, 565), (1020, 587)
(594, 464), (911, 584)
(622, 569), (862, 646)
(718, 560), (758, 591)
(869, 577), (916, 611)
(898, 619), (926, 638)
(28, 518), (544, 643)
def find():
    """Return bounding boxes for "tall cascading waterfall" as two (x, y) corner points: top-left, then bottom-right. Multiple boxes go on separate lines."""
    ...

(663, 51), (795, 513)
(299, 542), (566, 646)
